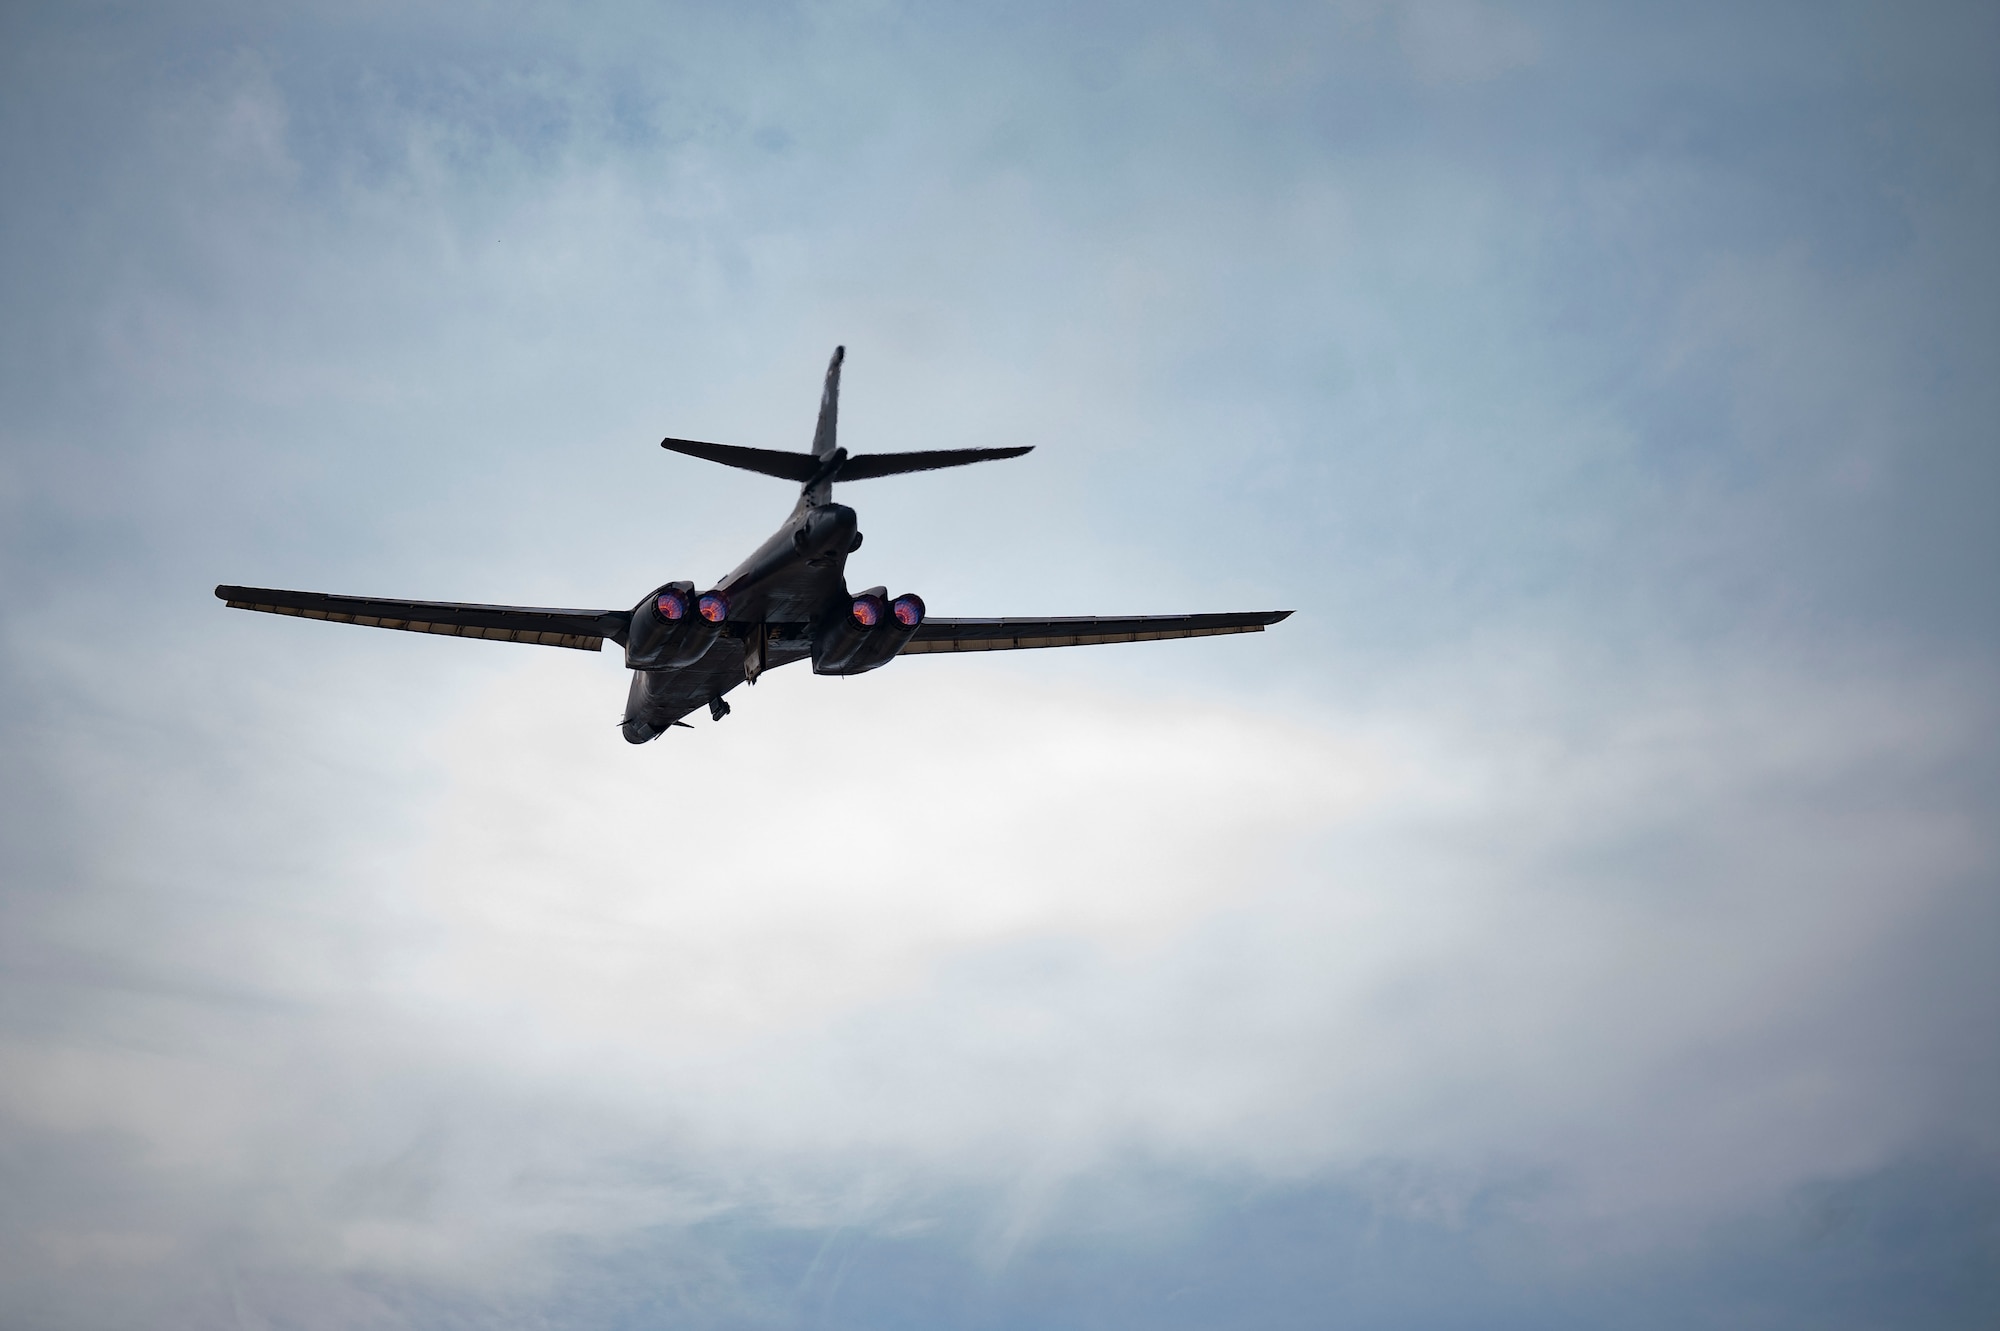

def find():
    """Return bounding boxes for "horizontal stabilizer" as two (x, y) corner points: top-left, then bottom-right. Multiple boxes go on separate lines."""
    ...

(659, 438), (819, 481)
(659, 438), (1032, 484)
(835, 446), (1032, 479)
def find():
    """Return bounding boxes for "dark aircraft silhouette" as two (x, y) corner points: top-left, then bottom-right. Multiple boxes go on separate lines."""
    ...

(217, 348), (1291, 743)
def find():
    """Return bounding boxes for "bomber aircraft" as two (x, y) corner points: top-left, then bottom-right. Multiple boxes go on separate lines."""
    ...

(217, 348), (1291, 743)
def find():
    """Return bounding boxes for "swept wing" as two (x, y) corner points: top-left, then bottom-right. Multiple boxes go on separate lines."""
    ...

(214, 585), (629, 652)
(904, 610), (1291, 653)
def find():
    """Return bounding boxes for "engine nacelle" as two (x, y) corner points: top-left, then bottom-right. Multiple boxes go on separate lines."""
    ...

(626, 581), (725, 669)
(812, 586), (922, 675)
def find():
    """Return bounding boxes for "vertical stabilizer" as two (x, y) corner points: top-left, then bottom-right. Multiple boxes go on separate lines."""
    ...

(811, 345), (845, 458)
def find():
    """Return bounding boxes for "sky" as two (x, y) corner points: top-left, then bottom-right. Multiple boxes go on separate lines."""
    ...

(1, 1), (1996, 1327)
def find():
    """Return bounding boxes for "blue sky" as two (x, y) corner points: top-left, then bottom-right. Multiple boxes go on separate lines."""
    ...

(2, 2), (1996, 1327)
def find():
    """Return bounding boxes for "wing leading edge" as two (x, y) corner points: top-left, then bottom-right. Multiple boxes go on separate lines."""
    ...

(905, 610), (1291, 654)
(214, 585), (630, 652)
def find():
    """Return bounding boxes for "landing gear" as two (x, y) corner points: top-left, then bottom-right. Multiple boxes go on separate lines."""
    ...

(709, 696), (731, 722)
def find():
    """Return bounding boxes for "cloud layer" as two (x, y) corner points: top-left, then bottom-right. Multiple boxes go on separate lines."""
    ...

(2, 2), (1996, 1327)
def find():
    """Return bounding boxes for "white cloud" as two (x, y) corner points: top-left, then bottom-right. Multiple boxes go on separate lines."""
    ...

(401, 654), (1384, 1056)
(340, 642), (1993, 1245)
(4, 1), (1997, 1321)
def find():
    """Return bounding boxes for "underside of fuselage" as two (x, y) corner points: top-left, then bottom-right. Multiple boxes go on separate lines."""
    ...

(618, 493), (868, 743)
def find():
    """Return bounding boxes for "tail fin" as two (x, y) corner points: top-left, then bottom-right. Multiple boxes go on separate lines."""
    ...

(812, 345), (844, 459)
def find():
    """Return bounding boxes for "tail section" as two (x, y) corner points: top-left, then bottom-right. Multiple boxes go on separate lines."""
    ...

(658, 346), (1032, 493)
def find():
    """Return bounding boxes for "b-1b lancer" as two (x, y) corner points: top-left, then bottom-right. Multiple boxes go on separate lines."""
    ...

(217, 348), (1291, 743)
